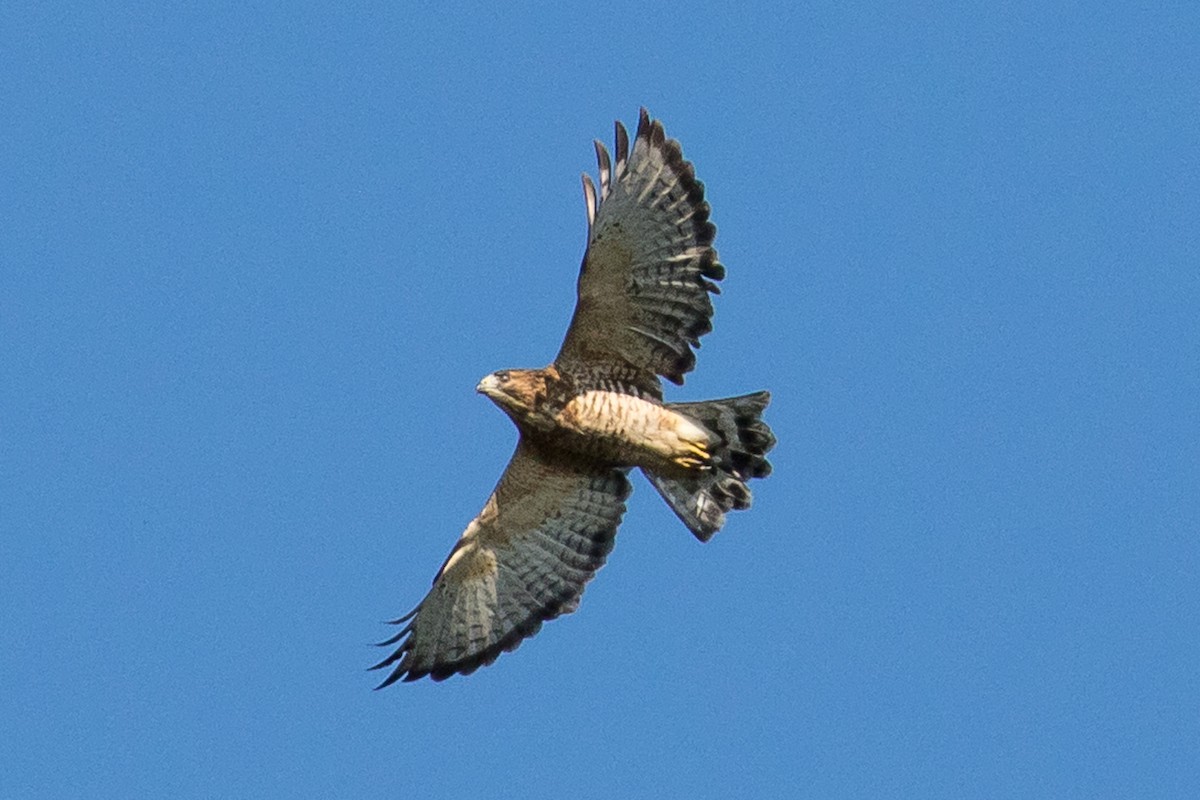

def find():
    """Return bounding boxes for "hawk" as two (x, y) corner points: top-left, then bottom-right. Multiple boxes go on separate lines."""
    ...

(372, 109), (776, 685)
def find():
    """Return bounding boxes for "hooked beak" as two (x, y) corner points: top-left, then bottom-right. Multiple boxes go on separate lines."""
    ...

(476, 374), (498, 396)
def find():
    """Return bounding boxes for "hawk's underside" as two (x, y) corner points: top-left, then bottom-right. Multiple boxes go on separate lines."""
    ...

(372, 109), (776, 685)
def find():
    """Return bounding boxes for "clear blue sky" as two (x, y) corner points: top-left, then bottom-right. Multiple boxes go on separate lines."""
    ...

(3, 3), (1197, 798)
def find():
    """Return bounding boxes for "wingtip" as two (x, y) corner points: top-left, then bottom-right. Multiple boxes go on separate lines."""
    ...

(593, 138), (610, 168)
(581, 173), (597, 227)
(371, 657), (420, 689)
(593, 139), (612, 199)
(614, 119), (630, 172)
(385, 606), (420, 625)
(373, 672), (403, 690)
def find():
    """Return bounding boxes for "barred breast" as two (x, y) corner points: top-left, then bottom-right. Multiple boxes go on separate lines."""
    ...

(552, 390), (713, 472)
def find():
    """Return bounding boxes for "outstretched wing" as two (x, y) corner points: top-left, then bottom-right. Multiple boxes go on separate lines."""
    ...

(556, 108), (726, 394)
(371, 440), (631, 685)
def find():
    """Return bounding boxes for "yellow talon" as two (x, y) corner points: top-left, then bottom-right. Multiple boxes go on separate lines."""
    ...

(674, 454), (709, 470)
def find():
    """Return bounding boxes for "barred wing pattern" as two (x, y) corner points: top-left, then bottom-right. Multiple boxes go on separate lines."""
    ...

(371, 440), (631, 685)
(556, 108), (726, 392)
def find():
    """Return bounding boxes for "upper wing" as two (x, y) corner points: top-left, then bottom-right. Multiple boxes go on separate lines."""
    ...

(555, 108), (726, 393)
(371, 439), (631, 685)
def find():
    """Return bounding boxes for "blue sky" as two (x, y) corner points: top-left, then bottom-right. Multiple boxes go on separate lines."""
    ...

(3, 3), (1197, 797)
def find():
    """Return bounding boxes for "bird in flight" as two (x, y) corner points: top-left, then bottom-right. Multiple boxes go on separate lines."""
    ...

(372, 109), (776, 686)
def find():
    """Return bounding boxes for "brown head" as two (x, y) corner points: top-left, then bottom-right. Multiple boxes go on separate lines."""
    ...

(476, 368), (549, 421)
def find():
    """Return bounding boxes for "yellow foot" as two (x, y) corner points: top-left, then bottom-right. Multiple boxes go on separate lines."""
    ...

(673, 453), (712, 471)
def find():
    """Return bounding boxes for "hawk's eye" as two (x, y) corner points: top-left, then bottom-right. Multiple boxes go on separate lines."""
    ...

(496, 371), (510, 384)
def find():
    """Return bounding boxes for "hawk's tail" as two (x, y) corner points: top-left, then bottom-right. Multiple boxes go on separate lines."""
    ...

(643, 391), (776, 542)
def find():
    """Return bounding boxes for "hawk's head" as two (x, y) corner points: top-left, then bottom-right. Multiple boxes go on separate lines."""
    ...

(477, 369), (547, 420)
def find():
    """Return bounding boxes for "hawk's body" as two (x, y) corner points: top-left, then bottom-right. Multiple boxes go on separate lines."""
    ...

(373, 110), (776, 685)
(479, 367), (715, 475)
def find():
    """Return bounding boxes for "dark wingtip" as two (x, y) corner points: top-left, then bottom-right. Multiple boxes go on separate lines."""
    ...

(615, 119), (630, 167)
(385, 606), (420, 625)
(371, 663), (401, 690)
(581, 172), (597, 226)
(374, 669), (409, 690)
(367, 648), (400, 671)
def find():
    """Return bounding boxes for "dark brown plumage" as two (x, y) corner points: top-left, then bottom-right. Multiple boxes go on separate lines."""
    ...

(372, 109), (775, 686)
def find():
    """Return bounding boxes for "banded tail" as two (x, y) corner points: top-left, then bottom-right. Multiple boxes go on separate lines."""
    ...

(644, 391), (776, 542)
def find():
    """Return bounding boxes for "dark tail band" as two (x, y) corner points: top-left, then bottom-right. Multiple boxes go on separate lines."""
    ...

(644, 391), (776, 541)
